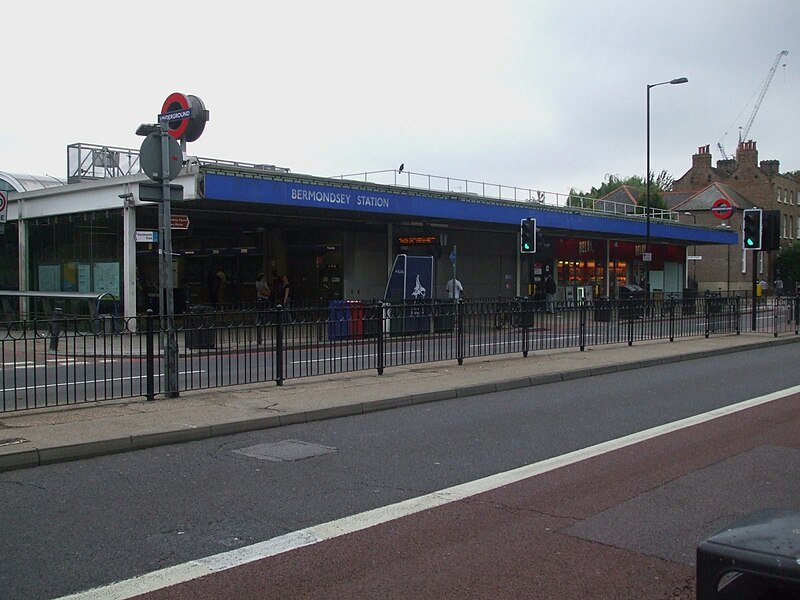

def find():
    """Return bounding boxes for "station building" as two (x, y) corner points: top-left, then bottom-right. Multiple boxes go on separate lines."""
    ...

(0, 141), (736, 322)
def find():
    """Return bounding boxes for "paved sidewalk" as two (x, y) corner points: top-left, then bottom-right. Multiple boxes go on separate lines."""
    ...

(1, 332), (797, 472)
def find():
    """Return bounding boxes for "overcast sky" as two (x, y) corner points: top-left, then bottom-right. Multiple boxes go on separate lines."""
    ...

(3, 1), (798, 196)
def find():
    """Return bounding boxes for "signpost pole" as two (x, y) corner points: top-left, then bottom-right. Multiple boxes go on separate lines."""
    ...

(752, 250), (758, 332)
(451, 245), (457, 299)
(160, 121), (179, 397)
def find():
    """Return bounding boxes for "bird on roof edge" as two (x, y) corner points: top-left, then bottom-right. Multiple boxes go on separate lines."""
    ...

(398, 163), (404, 174)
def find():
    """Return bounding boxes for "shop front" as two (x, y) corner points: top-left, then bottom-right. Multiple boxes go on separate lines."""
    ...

(552, 237), (687, 300)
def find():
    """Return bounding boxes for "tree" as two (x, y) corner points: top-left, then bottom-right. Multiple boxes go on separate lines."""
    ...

(568, 171), (673, 210)
(775, 241), (800, 288)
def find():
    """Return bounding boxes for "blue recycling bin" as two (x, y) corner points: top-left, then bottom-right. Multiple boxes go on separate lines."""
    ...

(328, 300), (351, 341)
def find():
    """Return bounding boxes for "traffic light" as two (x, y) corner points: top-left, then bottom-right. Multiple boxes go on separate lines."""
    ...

(762, 209), (781, 251)
(520, 218), (536, 253)
(742, 208), (762, 250)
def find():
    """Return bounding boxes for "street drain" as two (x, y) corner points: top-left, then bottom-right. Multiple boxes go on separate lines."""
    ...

(234, 440), (338, 462)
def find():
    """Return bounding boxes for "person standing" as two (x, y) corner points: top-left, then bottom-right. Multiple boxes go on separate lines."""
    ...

(445, 277), (464, 300)
(255, 272), (271, 344)
(277, 274), (291, 307)
(545, 274), (557, 314)
(775, 276), (784, 298)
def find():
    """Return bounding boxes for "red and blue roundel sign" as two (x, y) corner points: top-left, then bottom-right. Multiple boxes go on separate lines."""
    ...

(160, 93), (208, 142)
(711, 197), (733, 220)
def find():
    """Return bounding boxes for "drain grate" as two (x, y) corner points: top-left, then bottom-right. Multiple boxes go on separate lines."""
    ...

(234, 440), (338, 462)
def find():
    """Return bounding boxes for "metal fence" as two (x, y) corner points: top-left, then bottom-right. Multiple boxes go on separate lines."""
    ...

(2, 296), (797, 412)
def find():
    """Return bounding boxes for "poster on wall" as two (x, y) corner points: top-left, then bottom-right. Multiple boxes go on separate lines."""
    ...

(93, 262), (120, 298)
(62, 263), (77, 291)
(78, 264), (91, 292)
(38, 265), (60, 291)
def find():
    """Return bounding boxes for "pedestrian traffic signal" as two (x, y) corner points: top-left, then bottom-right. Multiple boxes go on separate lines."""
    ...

(742, 208), (762, 250)
(520, 218), (536, 253)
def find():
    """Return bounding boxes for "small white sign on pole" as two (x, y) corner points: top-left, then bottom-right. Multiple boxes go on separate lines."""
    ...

(135, 230), (158, 243)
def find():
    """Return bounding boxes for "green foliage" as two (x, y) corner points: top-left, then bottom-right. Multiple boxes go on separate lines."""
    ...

(567, 188), (594, 208)
(570, 171), (673, 211)
(776, 241), (800, 287)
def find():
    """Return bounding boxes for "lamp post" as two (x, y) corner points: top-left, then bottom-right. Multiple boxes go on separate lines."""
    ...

(683, 211), (696, 289)
(645, 76), (688, 297)
(718, 222), (732, 292)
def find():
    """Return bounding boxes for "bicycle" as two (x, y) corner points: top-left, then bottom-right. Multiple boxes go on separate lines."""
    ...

(494, 297), (523, 329)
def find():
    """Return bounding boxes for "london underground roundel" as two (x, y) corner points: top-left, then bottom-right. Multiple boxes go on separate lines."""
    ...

(160, 93), (208, 142)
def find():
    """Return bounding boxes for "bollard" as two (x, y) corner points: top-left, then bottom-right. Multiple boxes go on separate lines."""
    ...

(49, 307), (64, 352)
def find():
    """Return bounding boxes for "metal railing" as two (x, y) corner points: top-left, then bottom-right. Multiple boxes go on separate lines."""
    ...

(334, 169), (679, 221)
(2, 296), (796, 412)
(66, 143), (290, 183)
(63, 144), (676, 222)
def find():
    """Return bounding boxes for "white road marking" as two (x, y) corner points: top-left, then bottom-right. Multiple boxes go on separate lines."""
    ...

(55, 384), (800, 600)
(5, 371), (205, 392)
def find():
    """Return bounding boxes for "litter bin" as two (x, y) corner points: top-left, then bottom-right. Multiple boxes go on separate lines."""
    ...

(387, 299), (430, 335)
(682, 288), (697, 315)
(696, 509), (800, 599)
(185, 305), (216, 349)
(348, 301), (364, 338)
(433, 299), (456, 332)
(362, 302), (382, 337)
(618, 284), (645, 319)
(705, 291), (723, 314)
(327, 300), (351, 341)
(593, 297), (612, 322)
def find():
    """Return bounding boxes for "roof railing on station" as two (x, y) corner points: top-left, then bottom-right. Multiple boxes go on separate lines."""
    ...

(64, 144), (677, 222)
(334, 169), (678, 222)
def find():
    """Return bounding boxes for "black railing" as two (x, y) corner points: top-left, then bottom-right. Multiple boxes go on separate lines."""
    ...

(1, 296), (796, 412)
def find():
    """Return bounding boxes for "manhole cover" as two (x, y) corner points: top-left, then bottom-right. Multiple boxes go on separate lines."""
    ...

(234, 440), (338, 462)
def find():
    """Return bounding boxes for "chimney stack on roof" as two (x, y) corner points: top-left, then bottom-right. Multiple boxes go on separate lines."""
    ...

(692, 145), (712, 169)
(736, 140), (758, 167)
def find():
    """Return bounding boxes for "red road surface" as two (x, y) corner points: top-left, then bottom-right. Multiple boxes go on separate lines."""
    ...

(135, 393), (800, 600)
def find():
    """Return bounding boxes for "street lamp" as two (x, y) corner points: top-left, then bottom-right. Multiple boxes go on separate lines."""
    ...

(645, 76), (688, 297)
(718, 222), (732, 292)
(683, 211), (696, 288)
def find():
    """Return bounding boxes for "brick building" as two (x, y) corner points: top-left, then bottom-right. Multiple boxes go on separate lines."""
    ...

(672, 141), (799, 293)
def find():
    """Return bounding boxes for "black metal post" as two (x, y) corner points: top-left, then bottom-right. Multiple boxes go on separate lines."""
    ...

(522, 298), (529, 358)
(145, 309), (155, 401)
(275, 304), (284, 386)
(49, 307), (64, 353)
(579, 301), (586, 351)
(752, 250), (758, 331)
(669, 296), (675, 342)
(456, 299), (464, 366)
(376, 301), (385, 375)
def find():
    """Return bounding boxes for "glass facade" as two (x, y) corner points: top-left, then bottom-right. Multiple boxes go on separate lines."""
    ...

(27, 211), (124, 297)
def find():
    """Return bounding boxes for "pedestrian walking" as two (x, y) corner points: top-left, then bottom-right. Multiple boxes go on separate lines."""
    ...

(775, 276), (784, 298)
(277, 274), (293, 323)
(545, 275), (557, 314)
(445, 277), (464, 300)
(255, 272), (271, 344)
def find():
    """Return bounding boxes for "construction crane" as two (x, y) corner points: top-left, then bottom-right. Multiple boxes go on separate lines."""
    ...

(717, 50), (788, 160)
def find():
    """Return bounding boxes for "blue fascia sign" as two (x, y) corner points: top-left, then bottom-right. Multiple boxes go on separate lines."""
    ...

(202, 173), (736, 245)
